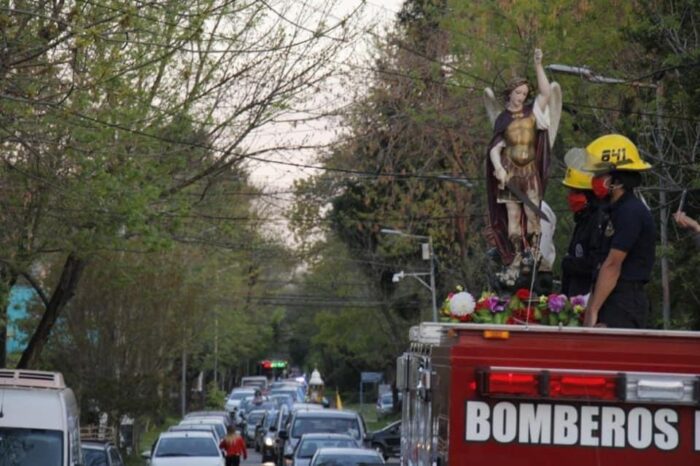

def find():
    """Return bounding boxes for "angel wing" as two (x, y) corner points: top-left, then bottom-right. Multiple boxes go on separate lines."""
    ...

(483, 87), (502, 129)
(548, 81), (562, 148)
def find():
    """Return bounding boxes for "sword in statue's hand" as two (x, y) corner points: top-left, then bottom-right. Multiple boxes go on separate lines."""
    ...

(504, 179), (551, 223)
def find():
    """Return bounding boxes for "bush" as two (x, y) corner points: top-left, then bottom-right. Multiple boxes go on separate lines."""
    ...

(205, 382), (226, 409)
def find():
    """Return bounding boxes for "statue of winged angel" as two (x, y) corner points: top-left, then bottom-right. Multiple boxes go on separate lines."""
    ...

(483, 49), (562, 285)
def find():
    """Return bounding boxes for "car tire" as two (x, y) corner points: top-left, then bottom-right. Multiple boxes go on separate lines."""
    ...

(373, 443), (387, 461)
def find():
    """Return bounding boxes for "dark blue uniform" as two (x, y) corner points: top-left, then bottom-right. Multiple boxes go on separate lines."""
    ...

(595, 192), (656, 328)
(561, 200), (607, 296)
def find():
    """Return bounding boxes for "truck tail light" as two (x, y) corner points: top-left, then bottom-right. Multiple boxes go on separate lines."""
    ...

(549, 374), (620, 401)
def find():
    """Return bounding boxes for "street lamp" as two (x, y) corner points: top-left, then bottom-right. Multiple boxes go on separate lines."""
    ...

(380, 228), (438, 322)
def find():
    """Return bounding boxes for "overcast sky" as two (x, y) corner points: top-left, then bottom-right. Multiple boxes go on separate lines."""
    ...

(246, 0), (405, 196)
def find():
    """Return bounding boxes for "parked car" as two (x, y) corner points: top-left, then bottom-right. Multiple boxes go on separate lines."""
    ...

(225, 388), (256, 414)
(82, 440), (125, 466)
(168, 424), (220, 442)
(243, 409), (266, 446)
(185, 411), (232, 426)
(375, 393), (394, 417)
(288, 433), (359, 466)
(144, 431), (224, 466)
(240, 375), (270, 392)
(0, 369), (81, 466)
(291, 402), (326, 413)
(367, 420), (400, 460)
(269, 393), (294, 409)
(255, 409), (278, 455)
(270, 403), (293, 465)
(271, 386), (305, 403)
(178, 419), (227, 440)
(309, 447), (384, 466)
(280, 409), (368, 463)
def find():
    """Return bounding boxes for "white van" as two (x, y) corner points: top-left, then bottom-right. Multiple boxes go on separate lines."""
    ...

(0, 369), (81, 466)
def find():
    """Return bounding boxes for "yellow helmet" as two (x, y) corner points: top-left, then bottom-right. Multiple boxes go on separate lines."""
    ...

(584, 134), (652, 173)
(562, 166), (593, 190)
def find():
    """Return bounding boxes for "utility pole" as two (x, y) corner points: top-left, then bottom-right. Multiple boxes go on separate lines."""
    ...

(181, 346), (187, 417)
(655, 82), (671, 328)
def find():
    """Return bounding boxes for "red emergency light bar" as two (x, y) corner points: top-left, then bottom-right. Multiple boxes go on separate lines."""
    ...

(549, 374), (619, 401)
(476, 368), (622, 402)
(476, 367), (700, 405)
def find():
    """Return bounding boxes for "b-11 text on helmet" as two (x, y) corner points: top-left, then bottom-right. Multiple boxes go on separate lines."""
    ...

(584, 134), (652, 173)
(562, 166), (593, 190)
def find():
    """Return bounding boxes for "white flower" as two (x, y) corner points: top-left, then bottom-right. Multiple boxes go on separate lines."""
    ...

(449, 291), (476, 316)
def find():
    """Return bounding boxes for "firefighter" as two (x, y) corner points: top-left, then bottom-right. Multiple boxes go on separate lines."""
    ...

(560, 166), (604, 296)
(582, 134), (655, 328)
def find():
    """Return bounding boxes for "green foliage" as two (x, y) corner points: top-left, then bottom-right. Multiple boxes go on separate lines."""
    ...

(206, 381), (227, 409)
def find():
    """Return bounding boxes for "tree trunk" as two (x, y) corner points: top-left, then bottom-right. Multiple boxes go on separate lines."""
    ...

(0, 267), (18, 368)
(17, 253), (86, 369)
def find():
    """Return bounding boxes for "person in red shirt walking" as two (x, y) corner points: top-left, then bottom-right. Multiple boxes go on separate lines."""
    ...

(219, 426), (247, 466)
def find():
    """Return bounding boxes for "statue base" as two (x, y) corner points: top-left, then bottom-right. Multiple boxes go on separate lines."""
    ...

(488, 249), (553, 295)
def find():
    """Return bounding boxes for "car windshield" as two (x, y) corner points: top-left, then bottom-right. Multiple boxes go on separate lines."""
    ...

(155, 437), (218, 457)
(0, 428), (63, 466)
(297, 439), (357, 458)
(263, 412), (278, 429)
(380, 394), (392, 404)
(247, 412), (265, 424)
(83, 448), (108, 466)
(312, 453), (382, 466)
(292, 418), (361, 440)
(271, 389), (299, 401)
(230, 392), (253, 400)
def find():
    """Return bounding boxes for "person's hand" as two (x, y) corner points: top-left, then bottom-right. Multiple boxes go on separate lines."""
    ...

(583, 307), (597, 327)
(673, 211), (700, 233)
(534, 48), (543, 66)
(493, 166), (508, 188)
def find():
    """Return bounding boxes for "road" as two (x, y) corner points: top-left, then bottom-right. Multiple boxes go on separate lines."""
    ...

(241, 450), (400, 465)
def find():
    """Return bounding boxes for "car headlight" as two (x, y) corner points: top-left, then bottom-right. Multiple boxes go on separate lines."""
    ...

(264, 436), (274, 447)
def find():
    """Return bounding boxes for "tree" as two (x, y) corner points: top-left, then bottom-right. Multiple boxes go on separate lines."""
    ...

(0, 0), (359, 367)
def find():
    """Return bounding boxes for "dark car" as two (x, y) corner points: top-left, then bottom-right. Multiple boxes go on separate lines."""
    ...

(271, 404), (291, 466)
(279, 409), (368, 463)
(309, 447), (384, 466)
(82, 440), (125, 466)
(289, 433), (359, 466)
(367, 420), (400, 460)
(244, 409), (267, 446)
(256, 408), (279, 460)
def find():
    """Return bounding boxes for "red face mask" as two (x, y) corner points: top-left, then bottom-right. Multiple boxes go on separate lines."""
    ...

(567, 191), (588, 213)
(591, 176), (610, 200)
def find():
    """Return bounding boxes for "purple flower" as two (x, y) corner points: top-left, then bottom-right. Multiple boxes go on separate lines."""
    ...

(548, 294), (567, 313)
(486, 296), (501, 311)
(570, 295), (587, 307)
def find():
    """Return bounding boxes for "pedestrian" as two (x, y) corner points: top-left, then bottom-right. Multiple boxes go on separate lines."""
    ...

(582, 134), (655, 328)
(673, 211), (700, 247)
(560, 165), (605, 296)
(219, 426), (247, 466)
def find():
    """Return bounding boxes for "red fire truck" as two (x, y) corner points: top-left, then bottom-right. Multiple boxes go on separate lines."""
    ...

(397, 323), (700, 465)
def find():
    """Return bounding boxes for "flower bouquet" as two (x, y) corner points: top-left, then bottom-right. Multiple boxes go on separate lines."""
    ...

(440, 287), (588, 327)
(440, 286), (476, 323)
(536, 294), (587, 326)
